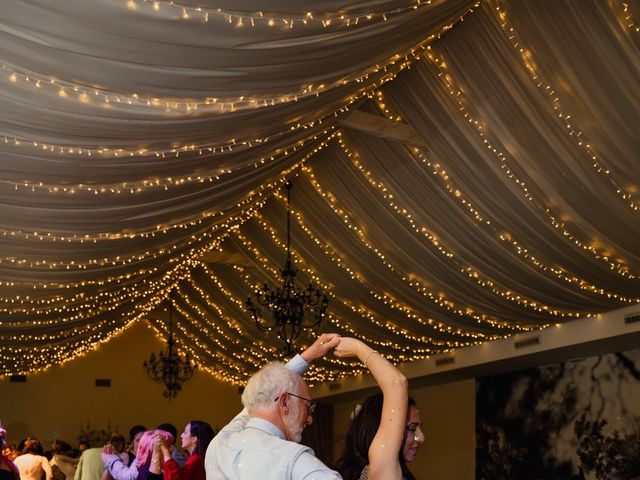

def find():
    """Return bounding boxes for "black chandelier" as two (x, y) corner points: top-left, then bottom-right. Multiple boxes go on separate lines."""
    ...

(143, 289), (196, 397)
(246, 181), (329, 354)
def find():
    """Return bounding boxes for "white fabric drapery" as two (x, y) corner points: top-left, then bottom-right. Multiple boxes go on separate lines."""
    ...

(1, 0), (638, 383)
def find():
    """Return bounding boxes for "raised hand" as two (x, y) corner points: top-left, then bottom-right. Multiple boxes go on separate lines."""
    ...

(300, 333), (341, 363)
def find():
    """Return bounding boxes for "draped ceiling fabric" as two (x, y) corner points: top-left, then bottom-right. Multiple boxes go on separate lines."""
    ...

(1, 0), (639, 384)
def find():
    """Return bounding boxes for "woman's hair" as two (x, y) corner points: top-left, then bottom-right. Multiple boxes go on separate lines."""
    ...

(188, 421), (215, 456)
(135, 430), (174, 468)
(109, 434), (126, 454)
(51, 440), (72, 455)
(21, 438), (44, 455)
(335, 394), (416, 480)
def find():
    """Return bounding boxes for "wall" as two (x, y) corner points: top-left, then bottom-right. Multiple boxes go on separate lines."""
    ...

(0, 321), (242, 447)
(332, 379), (476, 480)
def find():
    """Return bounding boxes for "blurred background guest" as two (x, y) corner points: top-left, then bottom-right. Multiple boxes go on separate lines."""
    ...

(13, 438), (52, 480)
(49, 441), (78, 480)
(0, 425), (19, 480)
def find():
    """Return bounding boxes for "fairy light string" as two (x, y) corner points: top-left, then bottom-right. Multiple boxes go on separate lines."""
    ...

(422, 44), (640, 281)
(617, 2), (640, 34)
(230, 225), (447, 352)
(180, 264), (368, 381)
(267, 189), (508, 340)
(303, 158), (582, 324)
(128, 0), (437, 29)
(371, 90), (639, 304)
(493, 1), (639, 213)
(199, 261), (436, 356)
(237, 201), (492, 347)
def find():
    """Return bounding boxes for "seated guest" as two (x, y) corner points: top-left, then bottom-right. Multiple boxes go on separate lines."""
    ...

(13, 438), (53, 480)
(0, 425), (19, 480)
(335, 393), (425, 480)
(103, 431), (173, 480)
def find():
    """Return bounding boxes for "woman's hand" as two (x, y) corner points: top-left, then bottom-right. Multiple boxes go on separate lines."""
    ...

(152, 434), (163, 454)
(160, 443), (171, 462)
(333, 337), (367, 359)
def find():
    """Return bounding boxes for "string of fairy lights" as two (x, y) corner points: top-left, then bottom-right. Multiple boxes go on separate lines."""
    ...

(421, 44), (640, 281)
(1, 125), (329, 196)
(0, 129), (334, 374)
(268, 188), (520, 337)
(0, 134), (321, 245)
(198, 261), (443, 356)
(493, 1), (639, 213)
(140, 266), (364, 384)
(237, 200), (496, 346)
(371, 90), (640, 304)
(301, 161), (572, 324)
(619, 2), (640, 33)
(2, 3), (455, 119)
(253, 208), (486, 346)
(0, 1), (480, 172)
(127, 0), (439, 29)
(191, 263), (372, 378)
(230, 225), (455, 352)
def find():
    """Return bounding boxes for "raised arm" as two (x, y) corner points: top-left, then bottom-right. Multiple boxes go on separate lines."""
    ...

(334, 338), (408, 480)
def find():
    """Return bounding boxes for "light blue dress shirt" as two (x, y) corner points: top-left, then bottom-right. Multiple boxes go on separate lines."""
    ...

(205, 354), (341, 479)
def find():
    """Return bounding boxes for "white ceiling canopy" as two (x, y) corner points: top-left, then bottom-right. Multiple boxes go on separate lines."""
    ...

(1, 0), (638, 384)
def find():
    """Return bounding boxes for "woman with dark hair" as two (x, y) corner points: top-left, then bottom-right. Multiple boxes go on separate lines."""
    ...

(332, 337), (410, 480)
(13, 438), (53, 480)
(153, 421), (215, 480)
(335, 394), (425, 480)
(49, 440), (78, 480)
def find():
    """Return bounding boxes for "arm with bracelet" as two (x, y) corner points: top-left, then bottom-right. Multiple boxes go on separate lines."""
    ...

(334, 338), (408, 480)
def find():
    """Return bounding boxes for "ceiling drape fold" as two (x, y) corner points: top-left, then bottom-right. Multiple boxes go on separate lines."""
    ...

(1, 0), (638, 383)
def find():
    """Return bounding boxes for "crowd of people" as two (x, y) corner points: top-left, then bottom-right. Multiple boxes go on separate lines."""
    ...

(2, 335), (425, 480)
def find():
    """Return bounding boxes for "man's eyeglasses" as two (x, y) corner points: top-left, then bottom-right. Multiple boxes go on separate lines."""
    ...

(274, 392), (317, 416)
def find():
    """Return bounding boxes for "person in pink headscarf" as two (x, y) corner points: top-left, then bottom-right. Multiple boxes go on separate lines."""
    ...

(0, 425), (20, 480)
(102, 431), (173, 480)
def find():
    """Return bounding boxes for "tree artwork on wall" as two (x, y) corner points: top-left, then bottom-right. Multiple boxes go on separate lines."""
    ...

(574, 415), (640, 480)
(77, 420), (115, 447)
(475, 349), (640, 479)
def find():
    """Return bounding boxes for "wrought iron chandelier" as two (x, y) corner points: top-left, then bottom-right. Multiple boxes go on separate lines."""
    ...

(246, 181), (329, 354)
(143, 289), (196, 397)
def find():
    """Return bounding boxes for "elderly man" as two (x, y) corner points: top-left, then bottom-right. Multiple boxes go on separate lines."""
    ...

(205, 333), (342, 479)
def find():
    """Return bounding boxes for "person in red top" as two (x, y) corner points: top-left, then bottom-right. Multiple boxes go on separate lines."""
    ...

(154, 422), (214, 480)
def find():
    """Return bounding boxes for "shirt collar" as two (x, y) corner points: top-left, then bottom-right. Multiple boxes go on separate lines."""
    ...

(246, 417), (286, 440)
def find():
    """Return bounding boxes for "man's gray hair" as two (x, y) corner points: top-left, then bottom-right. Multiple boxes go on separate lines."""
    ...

(242, 361), (302, 413)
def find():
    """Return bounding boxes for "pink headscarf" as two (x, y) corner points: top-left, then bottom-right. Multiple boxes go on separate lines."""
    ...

(135, 430), (174, 468)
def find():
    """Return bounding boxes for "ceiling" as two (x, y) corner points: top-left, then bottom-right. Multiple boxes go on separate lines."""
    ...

(1, 0), (639, 385)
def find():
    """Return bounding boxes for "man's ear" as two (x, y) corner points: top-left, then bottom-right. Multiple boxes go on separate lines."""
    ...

(277, 392), (290, 413)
